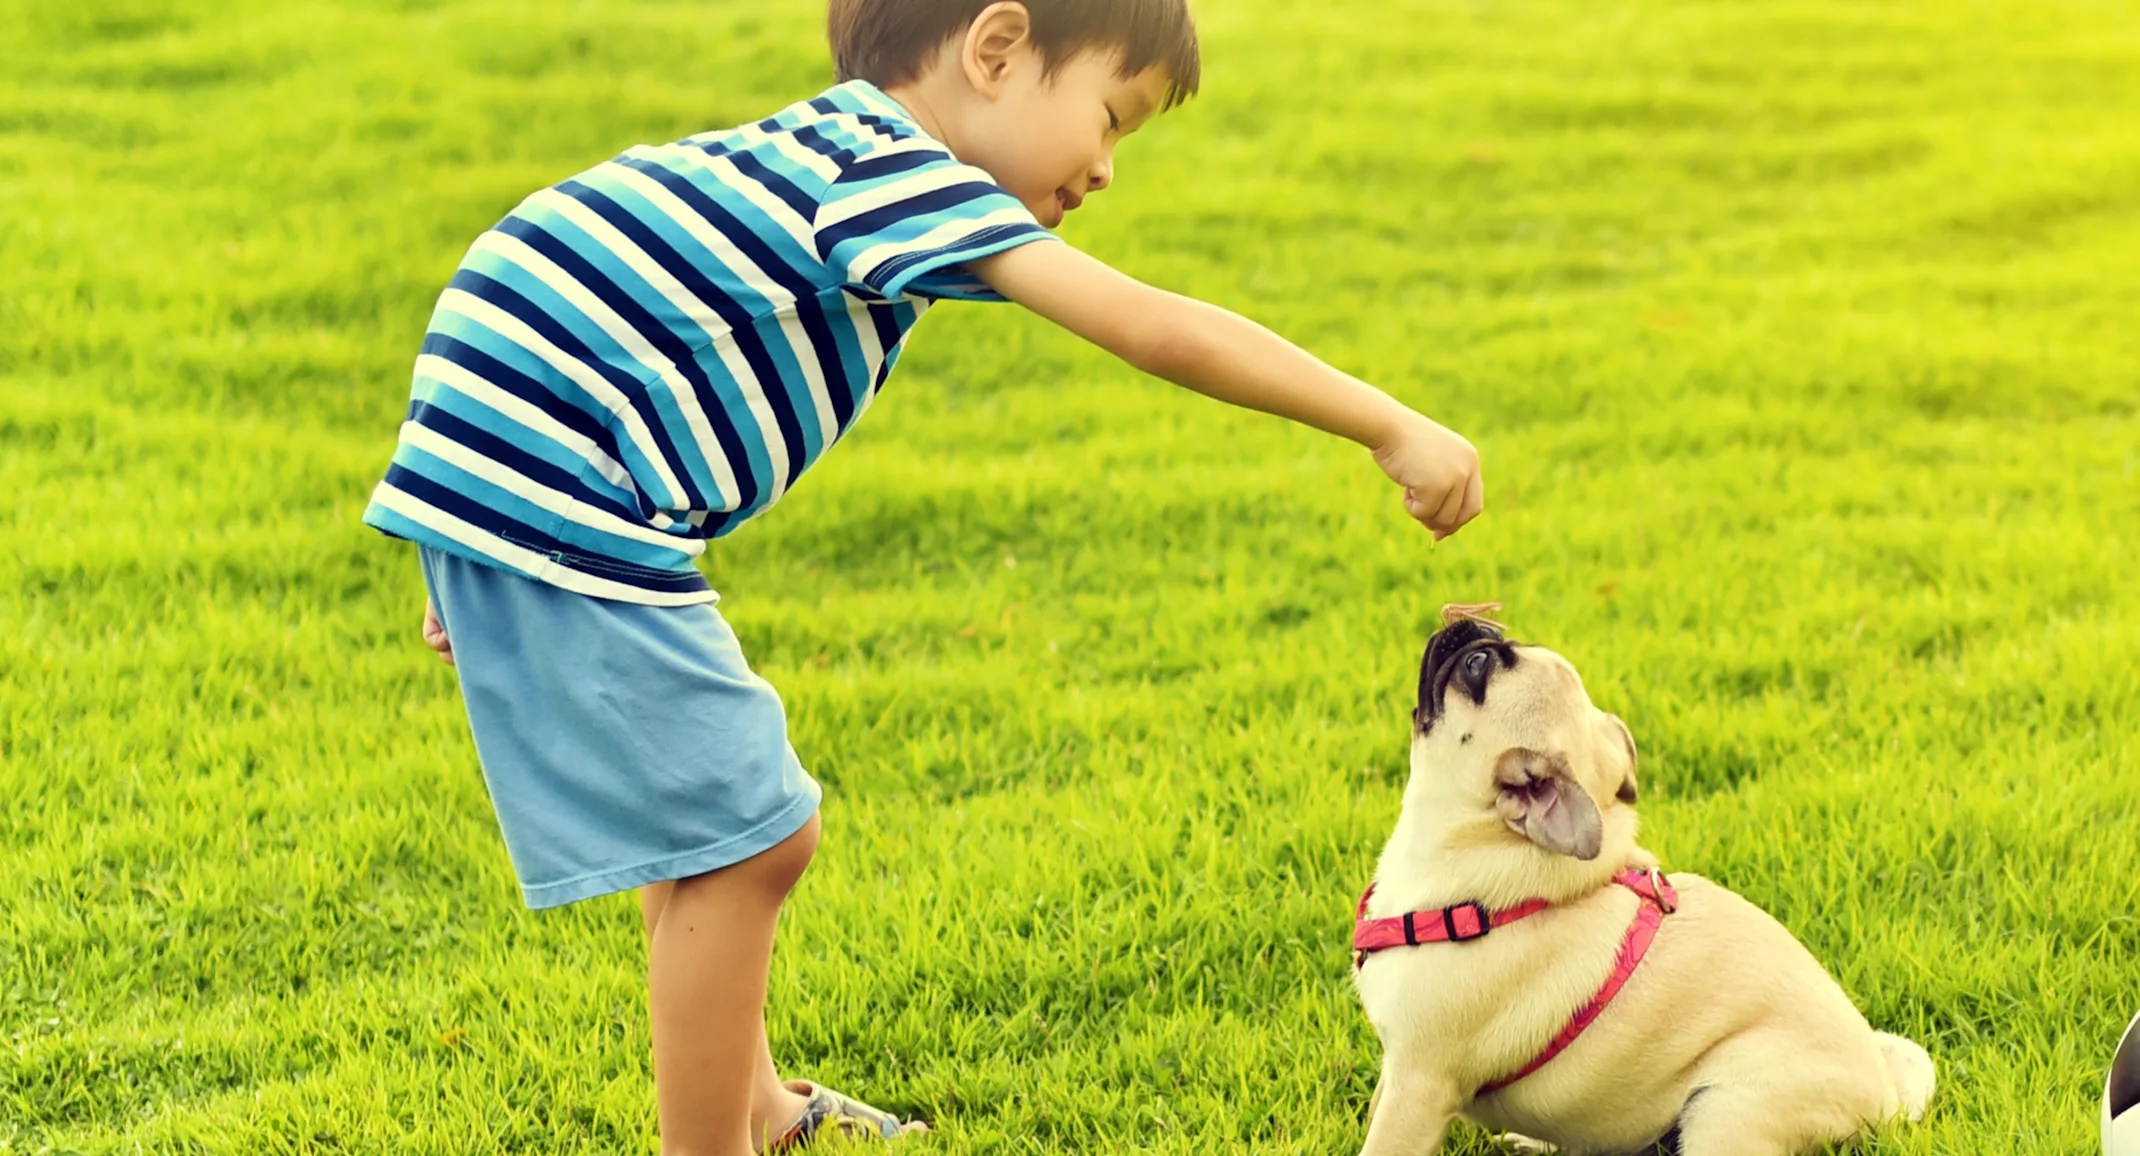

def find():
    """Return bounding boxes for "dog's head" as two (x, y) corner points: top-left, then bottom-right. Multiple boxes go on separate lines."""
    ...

(1409, 617), (1639, 865)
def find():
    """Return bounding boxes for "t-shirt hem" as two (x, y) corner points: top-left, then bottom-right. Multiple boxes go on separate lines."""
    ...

(362, 502), (721, 608)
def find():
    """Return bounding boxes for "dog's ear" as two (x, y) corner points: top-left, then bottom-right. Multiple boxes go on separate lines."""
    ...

(1604, 714), (1639, 804)
(1493, 748), (1603, 860)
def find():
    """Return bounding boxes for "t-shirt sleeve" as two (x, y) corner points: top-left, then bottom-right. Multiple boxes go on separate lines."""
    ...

(813, 142), (1059, 302)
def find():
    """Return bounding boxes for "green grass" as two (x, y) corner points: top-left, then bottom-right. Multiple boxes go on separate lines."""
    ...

(3, 0), (2137, 1151)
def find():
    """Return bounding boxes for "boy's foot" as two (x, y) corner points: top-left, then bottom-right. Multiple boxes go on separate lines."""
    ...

(762, 1081), (927, 1152)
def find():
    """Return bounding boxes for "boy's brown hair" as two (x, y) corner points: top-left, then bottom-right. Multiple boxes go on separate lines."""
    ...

(828, 0), (1200, 111)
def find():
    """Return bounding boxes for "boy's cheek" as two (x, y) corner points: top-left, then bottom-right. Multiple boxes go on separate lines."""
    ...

(962, 147), (1059, 222)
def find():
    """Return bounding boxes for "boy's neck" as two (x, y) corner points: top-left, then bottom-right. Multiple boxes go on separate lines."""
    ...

(876, 77), (958, 153)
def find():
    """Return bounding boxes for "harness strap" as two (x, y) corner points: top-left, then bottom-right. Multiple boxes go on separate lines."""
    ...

(1353, 885), (1549, 953)
(1352, 867), (1680, 1097)
(1474, 887), (1668, 1095)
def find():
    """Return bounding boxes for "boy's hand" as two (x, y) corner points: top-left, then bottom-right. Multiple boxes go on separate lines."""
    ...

(1375, 415), (1484, 540)
(422, 601), (454, 666)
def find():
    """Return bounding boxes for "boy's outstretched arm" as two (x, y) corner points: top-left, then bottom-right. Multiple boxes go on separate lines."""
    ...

(970, 242), (1484, 539)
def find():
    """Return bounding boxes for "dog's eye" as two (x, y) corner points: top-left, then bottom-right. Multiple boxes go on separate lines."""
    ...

(1464, 651), (1491, 681)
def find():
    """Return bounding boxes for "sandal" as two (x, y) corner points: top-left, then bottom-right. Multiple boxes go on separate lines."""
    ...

(762, 1080), (924, 1152)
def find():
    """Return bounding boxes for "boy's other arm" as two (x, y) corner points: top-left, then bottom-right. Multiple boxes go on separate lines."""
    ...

(969, 241), (1484, 538)
(423, 601), (454, 665)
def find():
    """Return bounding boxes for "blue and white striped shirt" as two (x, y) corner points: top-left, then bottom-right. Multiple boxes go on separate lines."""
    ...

(362, 80), (1056, 604)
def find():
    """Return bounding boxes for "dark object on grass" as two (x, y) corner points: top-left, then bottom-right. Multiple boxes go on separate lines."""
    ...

(2109, 1009), (2140, 1154)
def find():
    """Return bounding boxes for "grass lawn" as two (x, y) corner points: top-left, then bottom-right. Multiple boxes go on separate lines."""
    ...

(3, 0), (2137, 1151)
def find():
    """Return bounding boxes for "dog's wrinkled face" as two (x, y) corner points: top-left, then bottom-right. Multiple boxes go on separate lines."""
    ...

(1412, 619), (1638, 862)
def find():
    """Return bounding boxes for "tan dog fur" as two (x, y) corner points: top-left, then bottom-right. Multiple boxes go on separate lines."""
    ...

(1352, 621), (1933, 1156)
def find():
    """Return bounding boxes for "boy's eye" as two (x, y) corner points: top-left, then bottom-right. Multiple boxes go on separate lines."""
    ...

(1106, 107), (1120, 132)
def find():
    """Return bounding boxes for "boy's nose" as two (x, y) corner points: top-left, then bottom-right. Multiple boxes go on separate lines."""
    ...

(1088, 156), (1113, 192)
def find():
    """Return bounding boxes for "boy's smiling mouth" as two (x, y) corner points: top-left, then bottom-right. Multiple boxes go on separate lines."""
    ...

(1055, 187), (1085, 215)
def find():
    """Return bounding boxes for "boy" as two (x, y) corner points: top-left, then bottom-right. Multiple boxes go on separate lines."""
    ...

(364, 1), (1484, 1152)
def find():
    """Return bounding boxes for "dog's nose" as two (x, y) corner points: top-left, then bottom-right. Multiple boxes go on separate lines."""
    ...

(1416, 621), (1516, 732)
(1457, 648), (1495, 700)
(1446, 646), (1498, 697)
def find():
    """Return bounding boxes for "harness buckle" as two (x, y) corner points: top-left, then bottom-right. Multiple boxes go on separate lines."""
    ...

(1442, 900), (1493, 942)
(1645, 866), (1678, 914)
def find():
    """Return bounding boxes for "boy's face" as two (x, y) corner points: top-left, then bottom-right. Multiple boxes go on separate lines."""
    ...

(957, 47), (1172, 229)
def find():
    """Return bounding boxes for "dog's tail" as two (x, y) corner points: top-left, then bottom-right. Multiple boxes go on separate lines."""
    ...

(1875, 1032), (1936, 1122)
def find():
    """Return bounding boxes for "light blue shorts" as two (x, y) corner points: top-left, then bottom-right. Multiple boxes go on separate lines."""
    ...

(419, 546), (821, 908)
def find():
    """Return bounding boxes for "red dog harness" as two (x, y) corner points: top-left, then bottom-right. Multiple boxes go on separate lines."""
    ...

(1353, 867), (1679, 1097)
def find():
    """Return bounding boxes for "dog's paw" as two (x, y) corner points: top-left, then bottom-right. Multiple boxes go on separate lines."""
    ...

(1491, 1134), (1558, 1155)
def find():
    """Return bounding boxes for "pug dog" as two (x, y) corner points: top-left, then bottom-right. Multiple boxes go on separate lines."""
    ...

(1351, 615), (1934, 1156)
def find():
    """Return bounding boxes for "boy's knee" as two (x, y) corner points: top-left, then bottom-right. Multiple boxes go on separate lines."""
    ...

(770, 811), (820, 882)
(695, 811), (819, 897)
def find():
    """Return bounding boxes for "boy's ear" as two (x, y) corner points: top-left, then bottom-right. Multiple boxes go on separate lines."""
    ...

(961, 1), (1034, 97)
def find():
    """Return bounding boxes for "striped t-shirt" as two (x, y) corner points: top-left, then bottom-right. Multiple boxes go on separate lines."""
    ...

(361, 79), (1057, 605)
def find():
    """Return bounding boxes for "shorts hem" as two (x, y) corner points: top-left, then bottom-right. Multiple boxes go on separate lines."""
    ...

(518, 784), (823, 909)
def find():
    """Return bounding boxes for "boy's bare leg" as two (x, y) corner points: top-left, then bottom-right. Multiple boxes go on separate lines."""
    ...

(637, 879), (670, 935)
(641, 815), (820, 1156)
(639, 881), (809, 1146)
